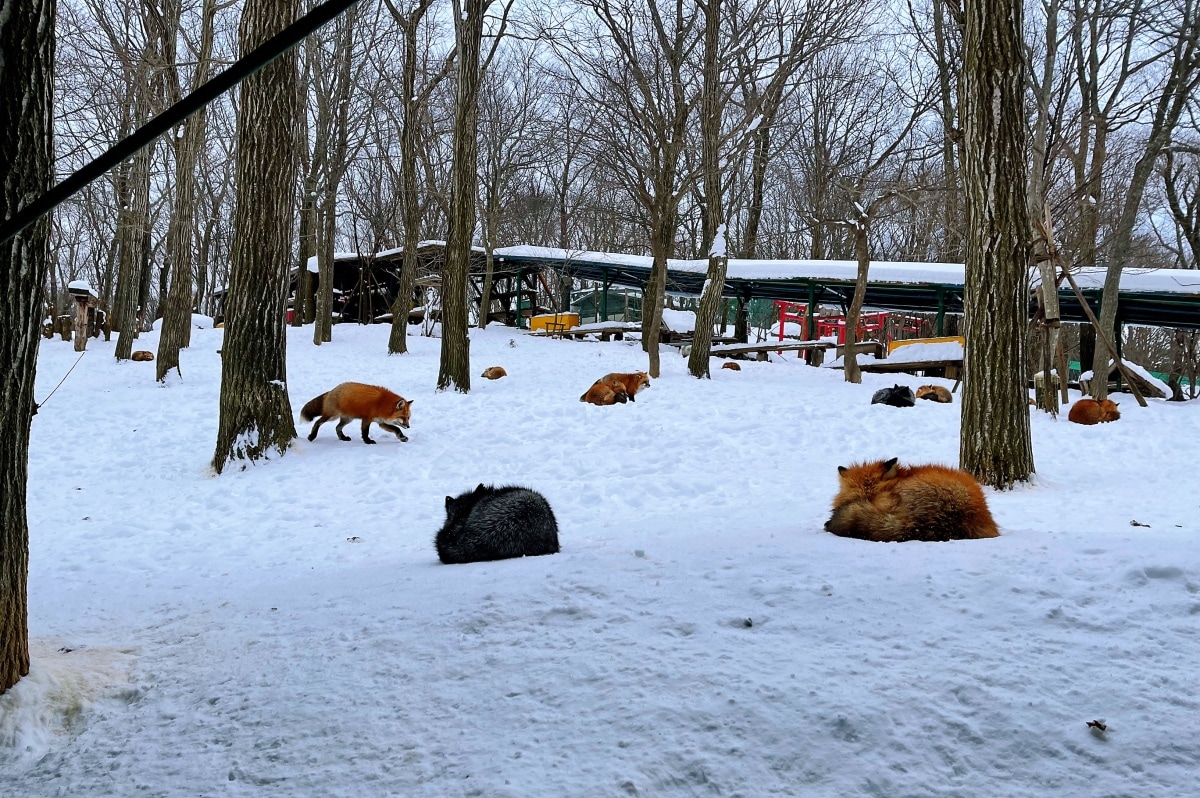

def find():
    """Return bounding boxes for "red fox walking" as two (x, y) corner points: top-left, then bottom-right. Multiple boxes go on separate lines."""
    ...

(300, 382), (412, 444)
(1068, 398), (1120, 425)
(824, 458), (999, 542)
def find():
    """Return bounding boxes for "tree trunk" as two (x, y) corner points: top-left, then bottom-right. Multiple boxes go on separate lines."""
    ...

(158, 0), (218, 379)
(312, 190), (336, 344)
(478, 247), (496, 329)
(386, 5), (429, 355)
(294, 185), (317, 325)
(643, 215), (672, 379)
(687, 0), (726, 380)
(0, 0), (54, 695)
(439, 0), (488, 392)
(743, 125), (769, 260)
(932, 0), (962, 262)
(113, 141), (151, 360)
(960, 0), (1035, 488)
(1027, 3), (1062, 413)
(212, 0), (300, 474)
(843, 222), (870, 384)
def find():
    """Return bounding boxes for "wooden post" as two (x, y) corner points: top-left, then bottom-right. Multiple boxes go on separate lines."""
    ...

(67, 283), (98, 352)
(73, 297), (88, 351)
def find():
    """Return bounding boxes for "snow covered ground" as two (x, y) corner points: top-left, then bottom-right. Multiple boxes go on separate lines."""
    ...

(3, 322), (1198, 797)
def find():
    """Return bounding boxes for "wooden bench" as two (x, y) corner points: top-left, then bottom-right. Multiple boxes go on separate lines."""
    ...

(710, 339), (883, 364)
(857, 337), (965, 378)
(537, 323), (641, 341)
(856, 358), (962, 378)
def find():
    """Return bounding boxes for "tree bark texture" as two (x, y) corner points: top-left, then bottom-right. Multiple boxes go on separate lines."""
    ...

(0, 0), (55, 694)
(687, 0), (726, 380)
(960, 0), (1035, 488)
(212, 0), (300, 474)
(112, 135), (151, 359)
(312, 190), (336, 344)
(310, 8), (357, 345)
(385, 0), (441, 355)
(158, 0), (218, 379)
(439, 0), (488, 392)
(842, 221), (870, 384)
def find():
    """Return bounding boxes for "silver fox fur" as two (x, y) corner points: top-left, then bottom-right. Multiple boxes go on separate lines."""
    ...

(436, 484), (560, 564)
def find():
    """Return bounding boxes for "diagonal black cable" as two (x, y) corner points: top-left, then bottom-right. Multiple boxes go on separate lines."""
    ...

(0, 0), (360, 247)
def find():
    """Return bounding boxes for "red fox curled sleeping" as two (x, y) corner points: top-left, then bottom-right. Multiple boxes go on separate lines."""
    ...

(825, 458), (999, 542)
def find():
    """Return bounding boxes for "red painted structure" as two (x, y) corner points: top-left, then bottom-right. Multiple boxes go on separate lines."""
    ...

(774, 300), (926, 348)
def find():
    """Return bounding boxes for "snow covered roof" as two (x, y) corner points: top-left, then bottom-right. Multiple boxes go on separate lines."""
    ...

(490, 246), (1200, 330)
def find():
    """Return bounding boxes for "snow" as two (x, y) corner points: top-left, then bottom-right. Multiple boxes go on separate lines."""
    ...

(710, 224), (727, 259)
(66, 279), (92, 293)
(4, 323), (1199, 796)
(658, 308), (696, 333)
(150, 313), (215, 332)
(769, 320), (807, 338)
(884, 339), (965, 363)
(1112, 360), (1172, 398)
(1080, 360), (1173, 398)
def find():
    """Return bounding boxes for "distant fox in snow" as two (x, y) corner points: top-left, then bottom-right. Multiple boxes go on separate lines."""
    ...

(1068, 398), (1120, 425)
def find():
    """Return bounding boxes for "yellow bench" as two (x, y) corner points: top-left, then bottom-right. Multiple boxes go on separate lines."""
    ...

(888, 335), (965, 355)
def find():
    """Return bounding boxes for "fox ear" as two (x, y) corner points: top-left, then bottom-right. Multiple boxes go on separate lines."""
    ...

(445, 496), (453, 508)
(882, 457), (899, 475)
(837, 465), (847, 474)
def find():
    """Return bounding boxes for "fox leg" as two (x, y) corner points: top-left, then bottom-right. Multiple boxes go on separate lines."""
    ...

(334, 417), (354, 441)
(358, 418), (376, 444)
(377, 422), (408, 442)
(308, 415), (331, 441)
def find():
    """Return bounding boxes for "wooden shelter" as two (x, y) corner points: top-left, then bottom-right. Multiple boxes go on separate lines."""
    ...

(212, 241), (554, 327)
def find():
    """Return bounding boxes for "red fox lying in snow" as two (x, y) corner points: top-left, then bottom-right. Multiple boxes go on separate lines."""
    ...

(915, 384), (952, 403)
(824, 458), (999, 542)
(1067, 398), (1120, 425)
(300, 382), (412, 444)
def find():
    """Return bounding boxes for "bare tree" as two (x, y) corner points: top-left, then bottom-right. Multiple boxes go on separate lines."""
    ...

(440, 0), (493, 390)
(960, 0), (1035, 487)
(310, 5), (362, 345)
(1088, 1), (1199, 399)
(687, 0), (729, 378)
(1, 0), (54, 695)
(735, 0), (865, 260)
(158, 0), (223, 379)
(382, 0), (456, 354)
(1027, 0), (1071, 413)
(212, 0), (300, 473)
(557, 0), (703, 378)
(112, 39), (155, 360)
(477, 44), (550, 328)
